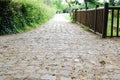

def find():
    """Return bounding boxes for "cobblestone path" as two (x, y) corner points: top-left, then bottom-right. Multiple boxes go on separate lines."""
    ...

(0, 14), (120, 80)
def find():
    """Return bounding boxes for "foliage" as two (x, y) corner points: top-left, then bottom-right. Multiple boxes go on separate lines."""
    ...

(0, 0), (56, 35)
(98, 0), (120, 6)
(109, 0), (115, 6)
(84, 0), (99, 9)
(109, 0), (120, 6)
(70, 0), (81, 9)
(116, 0), (120, 5)
(62, 13), (72, 21)
(55, 0), (62, 9)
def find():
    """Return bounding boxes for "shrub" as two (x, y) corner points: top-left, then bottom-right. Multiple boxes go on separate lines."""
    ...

(0, 0), (56, 35)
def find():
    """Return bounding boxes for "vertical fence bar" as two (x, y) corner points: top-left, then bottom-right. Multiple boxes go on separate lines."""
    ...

(94, 5), (99, 32)
(85, 9), (87, 26)
(111, 9), (114, 37)
(102, 3), (109, 38)
(73, 10), (75, 22)
(79, 11), (81, 23)
(75, 9), (78, 22)
(117, 9), (119, 37)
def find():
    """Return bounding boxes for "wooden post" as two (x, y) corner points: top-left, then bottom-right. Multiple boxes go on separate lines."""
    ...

(75, 9), (78, 22)
(102, 3), (109, 38)
(111, 9), (114, 37)
(73, 10), (75, 22)
(116, 9), (119, 37)
(94, 5), (99, 32)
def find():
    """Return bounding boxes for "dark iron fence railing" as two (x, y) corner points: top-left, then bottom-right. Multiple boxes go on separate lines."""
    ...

(108, 6), (120, 37)
(73, 3), (120, 38)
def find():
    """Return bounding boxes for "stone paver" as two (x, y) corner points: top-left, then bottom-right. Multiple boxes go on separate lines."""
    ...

(0, 14), (120, 80)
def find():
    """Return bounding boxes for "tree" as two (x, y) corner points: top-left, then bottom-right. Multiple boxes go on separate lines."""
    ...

(55, 0), (62, 10)
(109, 0), (120, 6)
(84, 0), (98, 9)
(116, 0), (120, 5)
(71, 0), (81, 5)
(65, 0), (72, 15)
(109, 0), (115, 6)
(84, 0), (88, 9)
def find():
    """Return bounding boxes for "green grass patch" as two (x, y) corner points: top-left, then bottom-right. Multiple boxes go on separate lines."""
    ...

(62, 13), (72, 21)
(83, 26), (89, 31)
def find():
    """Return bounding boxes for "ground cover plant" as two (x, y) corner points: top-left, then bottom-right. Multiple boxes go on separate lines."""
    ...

(0, 0), (56, 35)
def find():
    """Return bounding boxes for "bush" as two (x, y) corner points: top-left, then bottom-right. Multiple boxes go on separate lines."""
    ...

(0, 0), (56, 35)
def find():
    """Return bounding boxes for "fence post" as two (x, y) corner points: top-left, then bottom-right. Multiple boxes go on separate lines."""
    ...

(73, 10), (75, 22)
(117, 9), (119, 37)
(85, 8), (87, 26)
(94, 5), (99, 32)
(75, 9), (78, 22)
(102, 3), (109, 38)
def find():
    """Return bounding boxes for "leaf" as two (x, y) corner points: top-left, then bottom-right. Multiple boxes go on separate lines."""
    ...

(99, 60), (106, 65)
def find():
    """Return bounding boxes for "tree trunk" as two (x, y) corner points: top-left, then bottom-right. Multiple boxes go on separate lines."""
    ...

(65, 0), (72, 16)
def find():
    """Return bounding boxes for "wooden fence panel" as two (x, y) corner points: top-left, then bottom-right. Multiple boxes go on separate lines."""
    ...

(73, 3), (120, 38)
(74, 8), (104, 34)
(96, 9), (104, 33)
(80, 10), (86, 25)
(86, 10), (95, 30)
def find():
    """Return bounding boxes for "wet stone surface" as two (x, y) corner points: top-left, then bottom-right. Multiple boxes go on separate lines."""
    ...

(0, 14), (120, 80)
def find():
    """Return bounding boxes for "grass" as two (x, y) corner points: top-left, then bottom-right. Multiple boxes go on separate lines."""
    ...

(62, 13), (72, 21)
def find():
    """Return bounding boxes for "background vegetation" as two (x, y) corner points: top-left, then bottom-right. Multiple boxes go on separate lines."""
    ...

(64, 0), (120, 11)
(0, 0), (56, 35)
(0, 0), (120, 35)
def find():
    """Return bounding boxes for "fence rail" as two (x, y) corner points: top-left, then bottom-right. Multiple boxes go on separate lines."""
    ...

(73, 3), (120, 38)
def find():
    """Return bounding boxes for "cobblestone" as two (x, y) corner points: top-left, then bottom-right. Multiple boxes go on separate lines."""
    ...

(0, 14), (120, 80)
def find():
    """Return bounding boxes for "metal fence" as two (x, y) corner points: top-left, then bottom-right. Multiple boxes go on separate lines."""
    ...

(73, 3), (120, 38)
